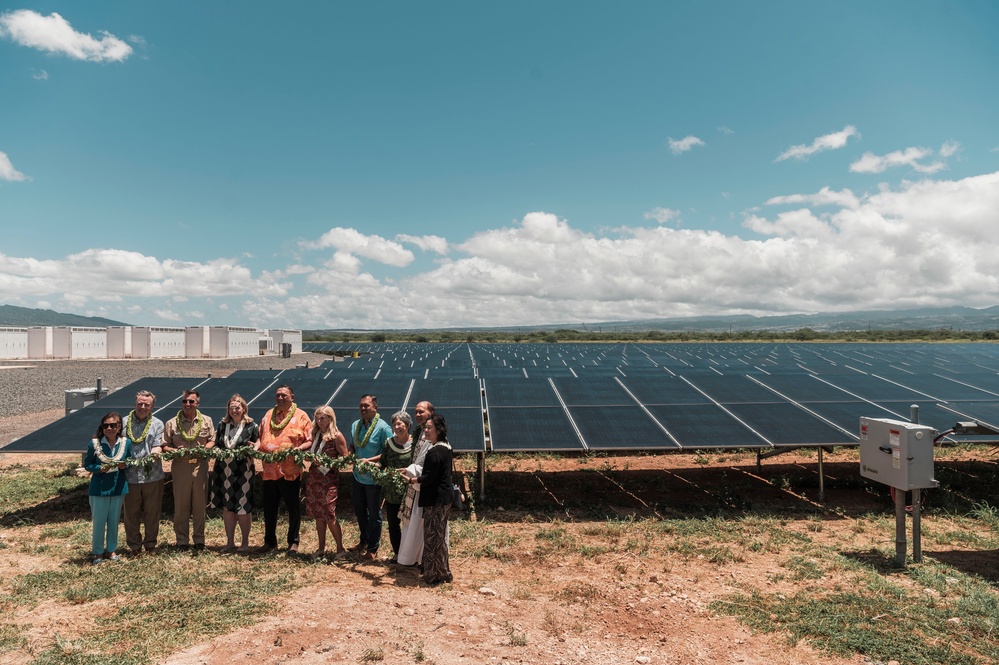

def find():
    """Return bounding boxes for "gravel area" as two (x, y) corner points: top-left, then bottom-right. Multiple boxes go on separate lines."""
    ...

(0, 353), (330, 419)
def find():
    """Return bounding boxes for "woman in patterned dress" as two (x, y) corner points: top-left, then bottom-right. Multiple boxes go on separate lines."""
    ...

(209, 394), (260, 552)
(305, 405), (348, 559)
(409, 413), (454, 585)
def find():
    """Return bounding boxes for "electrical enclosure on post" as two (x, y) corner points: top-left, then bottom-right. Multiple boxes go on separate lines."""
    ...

(859, 417), (939, 490)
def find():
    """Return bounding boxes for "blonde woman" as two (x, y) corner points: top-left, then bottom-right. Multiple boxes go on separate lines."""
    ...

(305, 405), (348, 559)
(209, 394), (260, 552)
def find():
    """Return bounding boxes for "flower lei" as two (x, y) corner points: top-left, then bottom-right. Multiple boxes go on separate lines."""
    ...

(176, 410), (204, 443)
(223, 420), (245, 450)
(125, 411), (152, 443)
(311, 427), (339, 474)
(386, 434), (412, 455)
(353, 413), (381, 450)
(92, 436), (128, 466)
(268, 403), (297, 432)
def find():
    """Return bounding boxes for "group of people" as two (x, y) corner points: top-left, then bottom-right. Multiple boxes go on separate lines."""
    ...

(84, 385), (456, 585)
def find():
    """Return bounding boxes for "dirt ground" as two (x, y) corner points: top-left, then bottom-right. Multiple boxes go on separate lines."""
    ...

(4, 409), (989, 664)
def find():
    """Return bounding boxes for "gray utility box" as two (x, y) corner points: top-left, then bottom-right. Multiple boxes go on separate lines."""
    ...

(859, 417), (939, 490)
(65, 386), (109, 415)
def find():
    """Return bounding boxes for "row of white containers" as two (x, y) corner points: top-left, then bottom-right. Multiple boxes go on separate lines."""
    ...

(0, 326), (303, 360)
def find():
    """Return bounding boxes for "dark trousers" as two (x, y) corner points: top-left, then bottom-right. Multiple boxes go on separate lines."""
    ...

(384, 501), (402, 555)
(262, 477), (301, 547)
(351, 477), (383, 553)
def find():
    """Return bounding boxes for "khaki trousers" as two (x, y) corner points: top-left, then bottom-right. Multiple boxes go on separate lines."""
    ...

(123, 479), (165, 551)
(171, 460), (208, 546)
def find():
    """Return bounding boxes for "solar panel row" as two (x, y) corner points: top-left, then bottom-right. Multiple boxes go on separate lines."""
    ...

(6, 343), (999, 454)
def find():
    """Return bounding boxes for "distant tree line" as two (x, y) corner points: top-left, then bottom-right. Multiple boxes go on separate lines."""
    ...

(305, 328), (999, 344)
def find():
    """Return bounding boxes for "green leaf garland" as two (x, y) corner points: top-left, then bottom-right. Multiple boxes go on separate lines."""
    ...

(125, 447), (407, 495)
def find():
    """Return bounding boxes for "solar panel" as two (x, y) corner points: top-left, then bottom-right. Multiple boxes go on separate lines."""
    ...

(644, 404), (768, 449)
(411, 379), (483, 408)
(551, 378), (633, 406)
(484, 378), (562, 408)
(722, 402), (852, 446)
(487, 406), (582, 451)
(98, 378), (202, 408)
(566, 405), (679, 450)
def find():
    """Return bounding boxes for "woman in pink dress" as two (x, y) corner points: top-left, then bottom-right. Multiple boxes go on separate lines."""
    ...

(304, 405), (348, 559)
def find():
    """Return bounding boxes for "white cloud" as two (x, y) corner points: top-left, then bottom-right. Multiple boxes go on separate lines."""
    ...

(396, 233), (449, 254)
(4, 171), (999, 329)
(668, 135), (704, 155)
(32, 68), (47, 80)
(765, 186), (860, 209)
(643, 207), (681, 225)
(0, 10), (133, 63)
(849, 146), (946, 174)
(155, 309), (182, 322)
(717, 126), (734, 135)
(314, 227), (414, 267)
(0, 250), (286, 307)
(939, 140), (960, 158)
(0, 151), (27, 181)
(776, 125), (859, 161)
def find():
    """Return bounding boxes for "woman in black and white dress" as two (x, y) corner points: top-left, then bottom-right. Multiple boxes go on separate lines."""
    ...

(209, 393), (260, 552)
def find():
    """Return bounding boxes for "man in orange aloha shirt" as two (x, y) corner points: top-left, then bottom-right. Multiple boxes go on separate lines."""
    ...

(257, 384), (313, 553)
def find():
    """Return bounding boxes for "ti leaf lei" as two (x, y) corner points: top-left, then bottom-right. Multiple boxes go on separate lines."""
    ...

(268, 403), (297, 431)
(125, 411), (152, 443)
(175, 410), (204, 443)
(123, 447), (406, 496)
(353, 413), (380, 449)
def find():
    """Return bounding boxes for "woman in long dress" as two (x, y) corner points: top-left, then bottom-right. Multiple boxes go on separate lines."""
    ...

(409, 413), (454, 585)
(209, 394), (260, 552)
(304, 405), (348, 559)
(396, 413), (435, 567)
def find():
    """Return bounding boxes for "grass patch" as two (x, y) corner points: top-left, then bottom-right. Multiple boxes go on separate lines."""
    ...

(715, 558), (999, 665)
(0, 532), (313, 663)
(450, 520), (519, 560)
(0, 464), (89, 524)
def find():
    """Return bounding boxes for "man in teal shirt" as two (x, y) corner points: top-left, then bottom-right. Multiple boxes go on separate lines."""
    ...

(349, 394), (393, 560)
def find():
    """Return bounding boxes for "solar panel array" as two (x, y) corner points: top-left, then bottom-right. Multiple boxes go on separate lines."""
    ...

(6, 342), (999, 454)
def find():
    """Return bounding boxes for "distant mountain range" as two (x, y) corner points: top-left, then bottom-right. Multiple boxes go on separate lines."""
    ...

(500, 306), (999, 333)
(5, 303), (998, 333)
(0, 305), (130, 328)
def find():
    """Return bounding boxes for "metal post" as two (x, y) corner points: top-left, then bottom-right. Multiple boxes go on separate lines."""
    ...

(910, 404), (919, 424)
(96, 377), (103, 399)
(477, 452), (486, 501)
(912, 488), (922, 562)
(817, 447), (825, 501)
(895, 487), (907, 565)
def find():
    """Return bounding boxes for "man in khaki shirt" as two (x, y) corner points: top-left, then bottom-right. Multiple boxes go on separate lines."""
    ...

(162, 389), (215, 550)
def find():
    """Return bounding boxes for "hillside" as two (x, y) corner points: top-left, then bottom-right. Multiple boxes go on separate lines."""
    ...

(0, 304), (130, 327)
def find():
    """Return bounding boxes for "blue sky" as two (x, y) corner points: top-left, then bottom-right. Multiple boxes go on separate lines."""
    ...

(2, 1), (998, 329)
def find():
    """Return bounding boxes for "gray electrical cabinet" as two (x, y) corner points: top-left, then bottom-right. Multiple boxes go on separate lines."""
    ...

(64, 386), (109, 415)
(859, 417), (938, 490)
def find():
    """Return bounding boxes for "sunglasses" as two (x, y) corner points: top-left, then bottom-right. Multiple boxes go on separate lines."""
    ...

(182, 399), (198, 404)
(102, 423), (120, 429)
